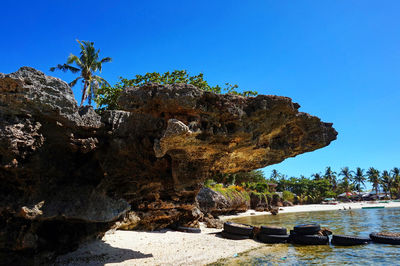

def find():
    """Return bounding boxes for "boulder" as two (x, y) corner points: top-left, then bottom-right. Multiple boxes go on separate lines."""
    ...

(250, 193), (269, 211)
(196, 187), (249, 215)
(283, 200), (294, 207)
(0, 67), (337, 263)
(202, 213), (224, 229)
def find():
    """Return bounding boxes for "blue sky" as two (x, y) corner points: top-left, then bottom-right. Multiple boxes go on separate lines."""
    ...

(1, 0), (399, 181)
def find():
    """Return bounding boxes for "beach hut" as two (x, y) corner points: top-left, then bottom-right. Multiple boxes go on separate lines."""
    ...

(337, 192), (353, 202)
(322, 198), (338, 205)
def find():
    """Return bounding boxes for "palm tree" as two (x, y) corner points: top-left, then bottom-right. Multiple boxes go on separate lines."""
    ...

(391, 167), (400, 199)
(50, 40), (112, 106)
(380, 170), (393, 199)
(353, 167), (366, 200)
(278, 174), (288, 191)
(270, 169), (281, 181)
(339, 167), (353, 194)
(312, 172), (322, 181)
(324, 166), (337, 191)
(367, 167), (380, 196)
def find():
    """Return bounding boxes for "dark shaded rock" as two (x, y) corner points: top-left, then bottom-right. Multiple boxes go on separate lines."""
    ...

(271, 193), (282, 207)
(283, 200), (294, 207)
(250, 193), (269, 211)
(196, 187), (249, 216)
(203, 216), (223, 229)
(0, 68), (337, 262)
(0, 67), (129, 264)
(270, 207), (279, 215)
(113, 211), (141, 230)
(197, 188), (230, 214)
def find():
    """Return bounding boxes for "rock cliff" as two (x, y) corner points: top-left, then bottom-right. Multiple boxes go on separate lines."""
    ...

(0, 67), (337, 264)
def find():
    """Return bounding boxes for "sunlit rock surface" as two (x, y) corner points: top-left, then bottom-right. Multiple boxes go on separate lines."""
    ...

(0, 67), (337, 264)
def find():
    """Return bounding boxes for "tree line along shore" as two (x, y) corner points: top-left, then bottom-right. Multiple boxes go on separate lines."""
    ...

(202, 167), (400, 211)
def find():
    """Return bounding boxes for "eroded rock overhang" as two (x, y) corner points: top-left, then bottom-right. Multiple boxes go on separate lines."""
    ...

(0, 67), (337, 262)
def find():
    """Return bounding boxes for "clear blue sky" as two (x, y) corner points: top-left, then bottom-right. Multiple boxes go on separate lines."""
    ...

(1, 0), (399, 180)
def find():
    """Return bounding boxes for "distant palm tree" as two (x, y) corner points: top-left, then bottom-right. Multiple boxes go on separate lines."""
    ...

(278, 174), (288, 191)
(50, 40), (112, 106)
(380, 170), (393, 199)
(324, 166), (337, 191)
(339, 167), (353, 194)
(353, 167), (366, 200)
(312, 172), (322, 181)
(391, 167), (400, 199)
(270, 169), (281, 181)
(367, 167), (380, 196)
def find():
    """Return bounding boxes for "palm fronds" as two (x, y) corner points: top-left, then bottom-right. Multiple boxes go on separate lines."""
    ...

(50, 64), (80, 73)
(50, 39), (112, 106)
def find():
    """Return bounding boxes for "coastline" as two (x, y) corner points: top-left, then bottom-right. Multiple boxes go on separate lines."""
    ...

(56, 201), (400, 265)
(220, 201), (400, 220)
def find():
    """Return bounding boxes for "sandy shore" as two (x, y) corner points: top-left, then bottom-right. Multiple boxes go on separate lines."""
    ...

(220, 200), (400, 220)
(56, 201), (400, 265)
(55, 223), (265, 266)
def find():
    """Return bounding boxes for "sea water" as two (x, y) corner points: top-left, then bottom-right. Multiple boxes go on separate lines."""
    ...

(222, 207), (400, 265)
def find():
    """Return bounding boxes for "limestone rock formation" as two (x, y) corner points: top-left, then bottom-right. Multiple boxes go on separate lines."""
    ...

(0, 67), (337, 264)
(196, 187), (249, 215)
(250, 193), (269, 211)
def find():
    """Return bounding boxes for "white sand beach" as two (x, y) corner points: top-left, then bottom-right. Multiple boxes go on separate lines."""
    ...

(220, 200), (400, 220)
(55, 224), (265, 266)
(56, 201), (400, 265)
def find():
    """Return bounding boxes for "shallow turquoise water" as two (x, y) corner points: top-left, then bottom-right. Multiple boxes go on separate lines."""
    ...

(229, 207), (400, 265)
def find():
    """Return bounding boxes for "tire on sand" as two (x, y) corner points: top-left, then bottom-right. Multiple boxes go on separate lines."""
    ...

(260, 226), (287, 235)
(370, 232), (400, 245)
(221, 231), (250, 240)
(223, 222), (253, 236)
(176, 226), (201, 233)
(293, 224), (321, 235)
(291, 234), (329, 245)
(258, 234), (290, 244)
(331, 235), (371, 246)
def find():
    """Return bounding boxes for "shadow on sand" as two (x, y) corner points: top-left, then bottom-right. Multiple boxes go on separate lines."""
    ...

(55, 239), (153, 266)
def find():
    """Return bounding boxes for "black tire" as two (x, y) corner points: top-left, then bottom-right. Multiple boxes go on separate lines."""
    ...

(258, 234), (289, 244)
(331, 235), (371, 246)
(221, 230), (250, 240)
(288, 230), (297, 242)
(223, 222), (253, 236)
(291, 234), (329, 245)
(370, 232), (400, 245)
(293, 224), (321, 235)
(260, 226), (287, 235)
(176, 226), (201, 233)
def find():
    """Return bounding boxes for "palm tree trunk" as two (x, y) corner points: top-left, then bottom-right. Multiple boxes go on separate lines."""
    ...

(80, 82), (88, 106)
(88, 91), (92, 105)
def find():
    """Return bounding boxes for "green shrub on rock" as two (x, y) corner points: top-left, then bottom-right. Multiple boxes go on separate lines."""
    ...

(282, 190), (295, 202)
(95, 70), (257, 110)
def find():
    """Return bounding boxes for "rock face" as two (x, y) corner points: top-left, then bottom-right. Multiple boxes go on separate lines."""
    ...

(250, 193), (269, 211)
(0, 67), (337, 263)
(196, 187), (249, 215)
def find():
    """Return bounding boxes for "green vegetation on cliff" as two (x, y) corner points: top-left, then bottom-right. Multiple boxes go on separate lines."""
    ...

(95, 70), (258, 110)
